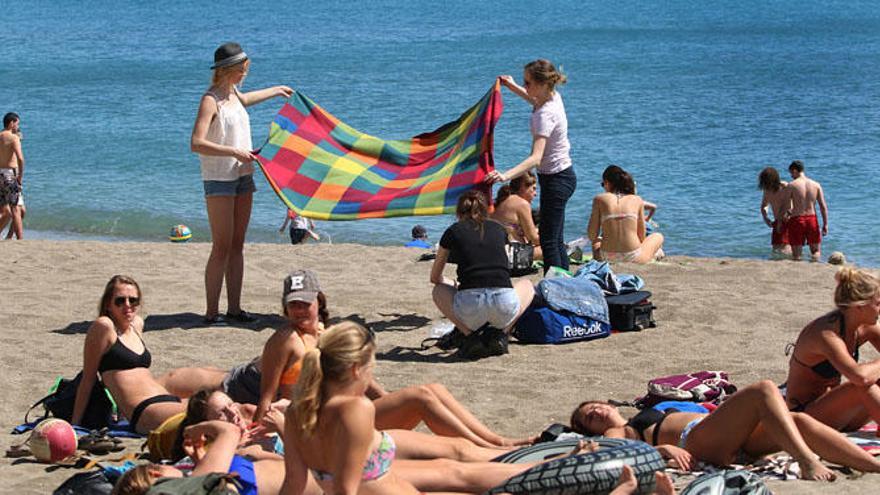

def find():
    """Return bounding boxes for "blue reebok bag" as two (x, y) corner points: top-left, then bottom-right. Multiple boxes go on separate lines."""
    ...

(514, 306), (611, 344)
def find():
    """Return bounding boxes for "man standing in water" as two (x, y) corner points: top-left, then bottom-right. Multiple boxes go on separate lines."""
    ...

(0, 113), (24, 240)
(758, 166), (791, 258)
(784, 160), (828, 262)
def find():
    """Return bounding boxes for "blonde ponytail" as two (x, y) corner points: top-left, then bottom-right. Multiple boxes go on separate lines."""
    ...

(291, 321), (375, 437)
(834, 267), (880, 307)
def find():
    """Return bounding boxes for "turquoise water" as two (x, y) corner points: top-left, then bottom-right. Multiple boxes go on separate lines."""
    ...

(3, 1), (879, 266)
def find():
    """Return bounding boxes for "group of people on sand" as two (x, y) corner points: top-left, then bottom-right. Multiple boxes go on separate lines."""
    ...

(73, 263), (880, 494)
(759, 160), (829, 262)
(0, 112), (25, 240)
(47, 40), (880, 494)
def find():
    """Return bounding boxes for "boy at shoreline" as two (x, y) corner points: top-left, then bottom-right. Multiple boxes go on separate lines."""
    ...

(783, 160), (828, 262)
(0, 112), (24, 240)
(757, 166), (791, 257)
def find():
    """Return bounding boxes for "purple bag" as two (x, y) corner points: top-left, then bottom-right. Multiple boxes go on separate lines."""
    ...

(636, 371), (737, 408)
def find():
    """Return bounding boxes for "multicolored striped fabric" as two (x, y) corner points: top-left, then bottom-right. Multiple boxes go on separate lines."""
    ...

(255, 82), (503, 220)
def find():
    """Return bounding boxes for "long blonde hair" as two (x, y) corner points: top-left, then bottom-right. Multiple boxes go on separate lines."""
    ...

(292, 321), (376, 437)
(835, 267), (880, 307)
(111, 464), (155, 495)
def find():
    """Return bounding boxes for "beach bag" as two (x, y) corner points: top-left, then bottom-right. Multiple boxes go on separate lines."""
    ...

(53, 470), (114, 495)
(680, 469), (771, 495)
(514, 305), (610, 344)
(636, 371), (737, 409)
(605, 290), (656, 331)
(26, 372), (115, 430)
(146, 473), (241, 495)
(507, 241), (537, 277)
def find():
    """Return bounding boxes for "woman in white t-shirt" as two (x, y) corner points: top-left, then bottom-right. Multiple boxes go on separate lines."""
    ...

(486, 59), (576, 273)
(191, 42), (292, 325)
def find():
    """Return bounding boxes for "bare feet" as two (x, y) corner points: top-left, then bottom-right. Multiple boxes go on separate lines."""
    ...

(654, 471), (676, 495)
(610, 465), (639, 495)
(798, 457), (836, 481)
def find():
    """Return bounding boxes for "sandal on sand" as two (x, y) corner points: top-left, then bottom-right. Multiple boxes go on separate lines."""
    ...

(79, 430), (124, 455)
(5, 444), (30, 458)
(225, 310), (258, 323)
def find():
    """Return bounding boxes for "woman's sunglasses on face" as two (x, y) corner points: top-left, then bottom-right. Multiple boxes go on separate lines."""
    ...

(114, 296), (140, 307)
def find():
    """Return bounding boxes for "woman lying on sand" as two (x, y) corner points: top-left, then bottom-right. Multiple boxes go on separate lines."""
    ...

(587, 165), (664, 264)
(111, 419), (322, 495)
(178, 387), (511, 464)
(281, 321), (613, 495)
(784, 267), (880, 430)
(161, 269), (530, 448)
(72, 275), (186, 434)
(571, 380), (880, 481)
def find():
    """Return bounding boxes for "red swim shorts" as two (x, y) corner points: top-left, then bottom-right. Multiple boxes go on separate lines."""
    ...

(787, 214), (820, 246)
(771, 219), (789, 246)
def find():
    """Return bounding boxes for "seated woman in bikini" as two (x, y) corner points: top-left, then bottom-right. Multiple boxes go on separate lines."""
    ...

(783, 267), (880, 430)
(490, 170), (542, 260)
(111, 419), (322, 495)
(587, 165), (664, 263)
(570, 380), (880, 481)
(161, 269), (530, 448)
(282, 321), (620, 495)
(72, 275), (186, 434)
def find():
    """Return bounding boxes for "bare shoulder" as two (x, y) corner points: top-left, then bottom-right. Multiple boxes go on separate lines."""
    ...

(132, 315), (146, 335)
(86, 316), (117, 343)
(326, 395), (374, 421)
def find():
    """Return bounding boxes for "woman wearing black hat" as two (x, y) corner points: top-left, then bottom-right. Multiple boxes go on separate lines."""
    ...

(191, 42), (292, 325)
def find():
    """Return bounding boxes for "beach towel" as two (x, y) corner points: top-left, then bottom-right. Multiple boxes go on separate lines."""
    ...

(11, 419), (142, 439)
(255, 82), (503, 220)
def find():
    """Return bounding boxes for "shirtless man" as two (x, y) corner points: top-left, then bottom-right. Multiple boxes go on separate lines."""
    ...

(757, 166), (791, 257)
(0, 113), (24, 240)
(783, 160), (828, 262)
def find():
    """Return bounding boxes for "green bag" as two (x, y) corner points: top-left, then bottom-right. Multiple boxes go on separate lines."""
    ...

(146, 473), (241, 495)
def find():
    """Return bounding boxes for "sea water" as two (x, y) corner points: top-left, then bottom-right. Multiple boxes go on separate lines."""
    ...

(3, 0), (878, 266)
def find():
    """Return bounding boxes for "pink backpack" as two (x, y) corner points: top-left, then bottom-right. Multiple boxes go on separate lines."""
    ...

(635, 371), (737, 408)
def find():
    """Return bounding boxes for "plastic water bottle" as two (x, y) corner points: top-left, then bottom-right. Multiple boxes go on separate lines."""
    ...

(428, 321), (455, 339)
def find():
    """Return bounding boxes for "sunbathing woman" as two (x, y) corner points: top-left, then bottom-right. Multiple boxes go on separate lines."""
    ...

(161, 269), (529, 448)
(571, 380), (880, 481)
(112, 419), (322, 495)
(490, 170), (542, 260)
(784, 267), (880, 430)
(72, 275), (186, 434)
(181, 388), (512, 463)
(587, 165), (664, 264)
(282, 321), (599, 495)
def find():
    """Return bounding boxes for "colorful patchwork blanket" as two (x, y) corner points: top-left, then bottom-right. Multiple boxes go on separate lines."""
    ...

(255, 82), (503, 220)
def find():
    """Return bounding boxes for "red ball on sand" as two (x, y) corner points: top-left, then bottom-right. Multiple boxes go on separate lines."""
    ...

(29, 418), (77, 462)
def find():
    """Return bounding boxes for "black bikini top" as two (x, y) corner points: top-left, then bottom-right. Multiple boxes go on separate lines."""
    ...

(791, 312), (858, 380)
(98, 334), (151, 373)
(626, 407), (673, 446)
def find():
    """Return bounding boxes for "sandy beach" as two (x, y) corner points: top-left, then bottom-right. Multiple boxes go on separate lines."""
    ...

(0, 239), (877, 494)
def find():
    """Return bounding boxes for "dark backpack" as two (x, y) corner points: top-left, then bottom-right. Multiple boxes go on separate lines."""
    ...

(53, 470), (113, 495)
(146, 473), (241, 495)
(26, 372), (116, 430)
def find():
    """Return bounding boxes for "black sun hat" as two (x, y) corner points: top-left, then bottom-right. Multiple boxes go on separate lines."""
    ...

(211, 42), (248, 70)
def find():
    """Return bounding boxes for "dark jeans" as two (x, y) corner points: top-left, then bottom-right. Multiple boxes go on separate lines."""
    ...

(538, 166), (577, 272)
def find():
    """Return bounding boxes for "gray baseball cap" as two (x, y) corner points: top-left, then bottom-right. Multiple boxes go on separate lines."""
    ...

(283, 269), (322, 304)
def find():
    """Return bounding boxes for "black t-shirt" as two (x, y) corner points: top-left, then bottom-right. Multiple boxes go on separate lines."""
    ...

(440, 219), (512, 290)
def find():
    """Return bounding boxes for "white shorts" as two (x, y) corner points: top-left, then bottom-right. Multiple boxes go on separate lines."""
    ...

(453, 287), (520, 331)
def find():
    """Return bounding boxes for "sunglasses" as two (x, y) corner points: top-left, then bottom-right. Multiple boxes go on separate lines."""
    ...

(113, 296), (140, 307)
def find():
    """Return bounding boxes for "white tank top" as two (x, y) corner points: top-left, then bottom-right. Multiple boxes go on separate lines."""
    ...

(199, 90), (253, 181)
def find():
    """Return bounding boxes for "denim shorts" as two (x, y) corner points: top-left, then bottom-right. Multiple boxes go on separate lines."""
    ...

(453, 287), (520, 331)
(203, 174), (256, 197)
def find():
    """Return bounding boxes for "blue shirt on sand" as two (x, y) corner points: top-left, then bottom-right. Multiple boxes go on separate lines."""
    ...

(405, 239), (432, 248)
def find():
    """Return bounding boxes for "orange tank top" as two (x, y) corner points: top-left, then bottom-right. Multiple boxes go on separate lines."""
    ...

(278, 329), (317, 386)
